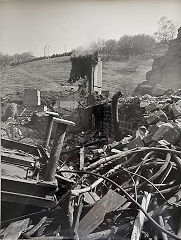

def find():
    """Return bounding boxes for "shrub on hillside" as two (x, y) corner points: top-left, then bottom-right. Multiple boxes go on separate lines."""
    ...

(84, 34), (156, 60)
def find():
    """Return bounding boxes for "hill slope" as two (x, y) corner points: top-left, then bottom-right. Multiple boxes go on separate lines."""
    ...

(102, 58), (153, 96)
(1, 57), (72, 97)
(1, 56), (153, 97)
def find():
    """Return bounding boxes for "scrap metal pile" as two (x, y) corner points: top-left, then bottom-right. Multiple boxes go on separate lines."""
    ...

(1, 92), (181, 240)
(56, 90), (181, 240)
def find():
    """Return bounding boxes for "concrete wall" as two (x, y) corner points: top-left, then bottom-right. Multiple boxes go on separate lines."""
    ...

(93, 58), (102, 94)
(55, 100), (78, 112)
(23, 88), (41, 106)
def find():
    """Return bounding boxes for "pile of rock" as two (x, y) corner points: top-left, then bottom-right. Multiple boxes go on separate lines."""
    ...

(125, 91), (181, 149)
(133, 27), (181, 96)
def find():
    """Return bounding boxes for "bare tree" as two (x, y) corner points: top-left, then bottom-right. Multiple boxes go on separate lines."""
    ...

(103, 39), (117, 58)
(88, 39), (105, 54)
(154, 17), (177, 44)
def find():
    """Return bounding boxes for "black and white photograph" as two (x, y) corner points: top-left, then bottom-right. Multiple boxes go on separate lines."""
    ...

(1, 0), (181, 239)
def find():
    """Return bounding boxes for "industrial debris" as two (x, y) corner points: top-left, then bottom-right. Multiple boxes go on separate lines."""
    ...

(1, 87), (181, 240)
(1, 51), (181, 240)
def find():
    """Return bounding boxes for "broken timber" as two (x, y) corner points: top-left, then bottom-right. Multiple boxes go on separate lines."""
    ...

(131, 191), (151, 240)
(78, 189), (127, 239)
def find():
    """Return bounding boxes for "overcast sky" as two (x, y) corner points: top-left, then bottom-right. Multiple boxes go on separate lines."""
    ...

(0, 0), (181, 56)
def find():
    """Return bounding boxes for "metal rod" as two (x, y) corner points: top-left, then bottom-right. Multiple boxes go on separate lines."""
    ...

(79, 147), (84, 170)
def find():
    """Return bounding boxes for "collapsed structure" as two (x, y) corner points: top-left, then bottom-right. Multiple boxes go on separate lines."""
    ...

(1, 51), (181, 240)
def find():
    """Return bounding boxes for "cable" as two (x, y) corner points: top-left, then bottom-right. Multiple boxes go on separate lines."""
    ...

(118, 152), (155, 189)
(125, 181), (176, 190)
(119, 167), (181, 208)
(153, 185), (181, 195)
(84, 147), (181, 171)
(159, 162), (173, 187)
(146, 152), (171, 183)
(128, 172), (138, 203)
(59, 169), (181, 240)
(104, 163), (169, 205)
(101, 159), (181, 207)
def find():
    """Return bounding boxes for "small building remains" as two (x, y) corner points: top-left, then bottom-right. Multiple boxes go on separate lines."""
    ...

(54, 93), (79, 113)
(93, 57), (102, 94)
(23, 88), (41, 106)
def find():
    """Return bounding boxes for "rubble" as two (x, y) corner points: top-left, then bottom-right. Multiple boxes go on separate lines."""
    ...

(152, 123), (180, 145)
(172, 100), (181, 117)
(1, 45), (181, 240)
(1, 88), (181, 240)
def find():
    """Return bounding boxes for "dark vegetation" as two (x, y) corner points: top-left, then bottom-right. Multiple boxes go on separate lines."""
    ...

(0, 35), (158, 68)
(68, 53), (98, 83)
(0, 51), (73, 68)
(99, 34), (156, 60)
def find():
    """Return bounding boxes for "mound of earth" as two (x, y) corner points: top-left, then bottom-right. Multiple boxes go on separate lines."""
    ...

(133, 27), (181, 96)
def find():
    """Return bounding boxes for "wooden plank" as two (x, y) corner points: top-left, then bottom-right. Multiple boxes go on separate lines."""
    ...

(3, 218), (30, 240)
(74, 195), (84, 239)
(53, 117), (75, 126)
(78, 189), (127, 239)
(158, 216), (168, 240)
(26, 217), (47, 236)
(131, 191), (151, 240)
(71, 178), (103, 196)
(45, 111), (59, 116)
(79, 147), (85, 170)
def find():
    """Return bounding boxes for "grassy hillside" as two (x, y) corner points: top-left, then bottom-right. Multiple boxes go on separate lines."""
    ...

(1, 57), (72, 97)
(1, 56), (153, 98)
(102, 58), (153, 96)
